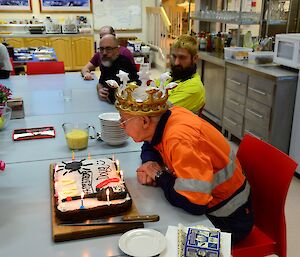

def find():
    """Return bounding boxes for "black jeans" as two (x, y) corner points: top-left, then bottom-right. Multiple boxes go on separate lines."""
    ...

(0, 70), (10, 79)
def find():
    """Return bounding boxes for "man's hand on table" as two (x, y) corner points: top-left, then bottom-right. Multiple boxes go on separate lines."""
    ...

(136, 161), (163, 186)
(97, 83), (110, 102)
(83, 72), (94, 80)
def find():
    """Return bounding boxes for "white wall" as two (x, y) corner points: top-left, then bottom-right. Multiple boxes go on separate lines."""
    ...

(0, 0), (156, 45)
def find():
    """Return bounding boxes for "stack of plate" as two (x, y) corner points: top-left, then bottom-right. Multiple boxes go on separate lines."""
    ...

(98, 112), (128, 146)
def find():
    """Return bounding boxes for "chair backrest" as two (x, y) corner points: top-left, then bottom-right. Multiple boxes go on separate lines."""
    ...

(26, 61), (65, 75)
(236, 134), (297, 257)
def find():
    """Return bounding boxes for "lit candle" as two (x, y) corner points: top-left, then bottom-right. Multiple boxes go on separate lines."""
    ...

(106, 188), (110, 206)
(116, 159), (120, 173)
(72, 151), (75, 160)
(88, 152), (91, 160)
(120, 170), (124, 182)
(80, 191), (85, 209)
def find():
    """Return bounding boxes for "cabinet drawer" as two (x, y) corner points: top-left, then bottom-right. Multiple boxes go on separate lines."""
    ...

(244, 119), (269, 141)
(245, 98), (271, 128)
(226, 68), (248, 84)
(224, 89), (246, 115)
(222, 107), (243, 138)
(248, 75), (274, 107)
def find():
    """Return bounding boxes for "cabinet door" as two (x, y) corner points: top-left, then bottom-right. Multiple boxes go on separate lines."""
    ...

(24, 38), (48, 48)
(3, 38), (24, 48)
(48, 37), (72, 71)
(71, 36), (94, 71)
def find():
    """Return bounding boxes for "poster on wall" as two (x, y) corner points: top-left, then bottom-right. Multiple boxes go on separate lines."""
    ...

(0, 0), (32, 12)
(39, 0), (92, 13)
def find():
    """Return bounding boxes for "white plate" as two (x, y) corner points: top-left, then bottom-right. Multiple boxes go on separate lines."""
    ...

(119, 228), (166, 257)
(98, 112), (120, 121)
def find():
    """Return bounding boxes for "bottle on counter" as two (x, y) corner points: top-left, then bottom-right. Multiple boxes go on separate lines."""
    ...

(199, 32), (207, 51)
(214, 32), (222, 52)
(206, 33), (212, 52)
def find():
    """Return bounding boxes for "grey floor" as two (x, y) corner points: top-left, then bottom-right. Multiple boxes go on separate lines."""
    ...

(94, 68), (300, 256)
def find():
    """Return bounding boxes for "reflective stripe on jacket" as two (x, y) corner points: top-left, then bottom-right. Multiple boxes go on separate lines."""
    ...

(154, 106), (248, 217)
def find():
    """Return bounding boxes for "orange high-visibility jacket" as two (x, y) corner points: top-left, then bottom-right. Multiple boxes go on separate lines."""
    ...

(154, 106), (249, 216)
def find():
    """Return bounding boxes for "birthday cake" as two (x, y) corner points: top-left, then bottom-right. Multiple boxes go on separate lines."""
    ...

(53, 157), (132, 222)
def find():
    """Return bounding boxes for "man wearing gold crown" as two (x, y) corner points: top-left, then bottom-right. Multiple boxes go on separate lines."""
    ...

(163, 34), (205, 114)
(112, 81), (253, 245)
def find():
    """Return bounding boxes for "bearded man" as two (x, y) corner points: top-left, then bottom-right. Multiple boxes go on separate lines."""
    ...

(97, 34), (139, 103)
(166, 34), (205, 114)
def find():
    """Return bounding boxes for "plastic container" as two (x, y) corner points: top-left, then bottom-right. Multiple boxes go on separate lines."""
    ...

(0, 105), (12, 130)
(248, 51), (274, 64)
(224, 47), (253, 60)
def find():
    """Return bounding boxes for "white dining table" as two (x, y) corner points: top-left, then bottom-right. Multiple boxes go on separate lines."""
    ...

(0, 152), (213, 257)
(0, 73), (109, 116)
(0, 72), (216, 257)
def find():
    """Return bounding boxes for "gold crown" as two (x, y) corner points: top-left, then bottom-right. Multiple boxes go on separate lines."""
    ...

(106, 71), (177, 116)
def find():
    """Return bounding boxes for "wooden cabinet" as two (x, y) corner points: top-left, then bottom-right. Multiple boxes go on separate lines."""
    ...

(24, 38), (48, 47)
(223, 62), (298, 153)
(71, 36), (94, 70)
(1, 37), (24, 48)
(3, 35), (94, 71)
(48, 37), (73, 71)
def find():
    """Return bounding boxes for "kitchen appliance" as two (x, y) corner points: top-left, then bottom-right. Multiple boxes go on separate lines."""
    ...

(62, 24), (77, 34)
(45, 24), (61, 34)
(28, 26), (45, 34)
(273, 33), (300, 69)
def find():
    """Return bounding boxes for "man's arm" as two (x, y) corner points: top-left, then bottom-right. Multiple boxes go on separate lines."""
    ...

(81, 62), (96, 80)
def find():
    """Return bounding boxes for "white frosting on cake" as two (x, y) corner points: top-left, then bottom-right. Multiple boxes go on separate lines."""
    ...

(54, 158), (130, 212)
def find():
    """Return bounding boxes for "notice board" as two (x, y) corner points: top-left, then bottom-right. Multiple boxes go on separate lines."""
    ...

(93, 0), (142, 31)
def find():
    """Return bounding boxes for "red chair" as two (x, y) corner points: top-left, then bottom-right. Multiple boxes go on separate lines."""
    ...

(26, 61), (65, 75)
(9, 58), (15, 75)
(232, 134), (298, 257)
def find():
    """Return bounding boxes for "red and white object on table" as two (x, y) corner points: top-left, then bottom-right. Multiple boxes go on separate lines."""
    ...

(0, 160), (5, 172)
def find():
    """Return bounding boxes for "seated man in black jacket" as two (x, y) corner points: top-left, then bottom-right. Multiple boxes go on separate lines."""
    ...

(97, 34), (140, 103)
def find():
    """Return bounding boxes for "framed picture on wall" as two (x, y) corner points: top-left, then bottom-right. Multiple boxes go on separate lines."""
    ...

(0, 0), (32, 12)
(39, 0), (92, 13)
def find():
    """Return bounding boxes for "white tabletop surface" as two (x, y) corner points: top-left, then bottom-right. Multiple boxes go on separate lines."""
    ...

(0, 152), (212, 257)
(0, 73), (214, 257)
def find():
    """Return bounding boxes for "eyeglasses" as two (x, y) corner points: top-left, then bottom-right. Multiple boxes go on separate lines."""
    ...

(99, 47), (118, 53)
(119, 116), (139, 126)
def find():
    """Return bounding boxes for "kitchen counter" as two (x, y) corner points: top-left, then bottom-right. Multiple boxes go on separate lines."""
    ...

(0, 33), (93, 38)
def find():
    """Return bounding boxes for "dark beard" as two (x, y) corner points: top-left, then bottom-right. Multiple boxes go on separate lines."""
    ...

(170, 64), (197, 82)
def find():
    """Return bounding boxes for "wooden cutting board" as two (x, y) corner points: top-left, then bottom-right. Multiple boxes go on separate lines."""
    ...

(50, 164), (144, 242)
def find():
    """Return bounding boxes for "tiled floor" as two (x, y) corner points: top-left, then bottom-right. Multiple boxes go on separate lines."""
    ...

(95, 67), (300, 256)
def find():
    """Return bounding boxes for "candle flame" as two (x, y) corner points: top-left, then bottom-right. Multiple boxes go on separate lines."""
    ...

(81, 191), (84, 199)
(88, 152), (91, 160)
(72, 151), (75, 160)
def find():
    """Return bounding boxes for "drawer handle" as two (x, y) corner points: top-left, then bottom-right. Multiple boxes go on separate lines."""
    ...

(224, 116), (237, 126)
(227, 78), (241, 86)
(248, 87), (266, 96)
(246, 108), (263, 119)
(229, 99), (240, 106)
(244, 129), (262, 139)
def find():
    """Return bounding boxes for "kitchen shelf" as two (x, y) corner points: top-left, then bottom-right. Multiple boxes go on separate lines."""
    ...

(191, 15), (260, 25)
(0, 24), (44, 27)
